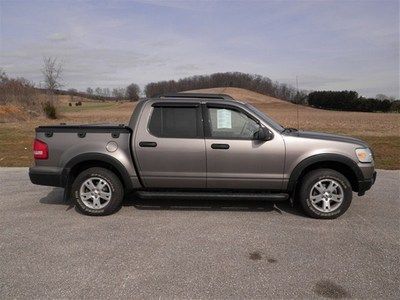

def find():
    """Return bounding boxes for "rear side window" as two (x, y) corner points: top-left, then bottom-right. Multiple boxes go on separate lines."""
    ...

(148, 106), (201, 138)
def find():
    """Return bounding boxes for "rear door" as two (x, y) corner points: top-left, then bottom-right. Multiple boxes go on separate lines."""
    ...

(134, 101), (206, 188)
(204, 103), (285, 190)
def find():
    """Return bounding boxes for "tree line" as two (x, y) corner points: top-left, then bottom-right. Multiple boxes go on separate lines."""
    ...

(144, 72), (307, 103)
(144, 72), (398, 112)
(85, 83), (140, 101)
(308, 91), (399, 112)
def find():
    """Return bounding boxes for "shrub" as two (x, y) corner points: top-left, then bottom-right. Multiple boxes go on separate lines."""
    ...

(126, 83), (140, 101)
(391, 101), (400, 112)
(42, 101), (57, 119)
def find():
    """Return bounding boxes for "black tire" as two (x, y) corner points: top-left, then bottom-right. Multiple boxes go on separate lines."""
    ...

(71, 167), (124, 216)
(298, 169), (352, 219)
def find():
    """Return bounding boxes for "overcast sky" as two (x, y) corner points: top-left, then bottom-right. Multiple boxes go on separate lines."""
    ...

(0, 0), (399, 97)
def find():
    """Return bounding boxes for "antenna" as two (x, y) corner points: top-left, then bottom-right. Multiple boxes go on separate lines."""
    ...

(296, 76), (300, 131)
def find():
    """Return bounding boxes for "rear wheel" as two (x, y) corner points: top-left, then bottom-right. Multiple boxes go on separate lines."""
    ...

(71, 167), (124, 216)
(298, 169), (352, 219)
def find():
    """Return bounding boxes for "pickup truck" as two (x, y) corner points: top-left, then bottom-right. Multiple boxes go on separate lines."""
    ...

(29, 93), (376, 219)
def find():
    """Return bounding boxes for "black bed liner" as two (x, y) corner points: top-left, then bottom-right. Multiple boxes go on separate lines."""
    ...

(35, 124), (131, 133)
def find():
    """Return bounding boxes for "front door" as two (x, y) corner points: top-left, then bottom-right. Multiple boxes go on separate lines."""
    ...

(134, 102), (206, 188)
(204, 104), (285, 190)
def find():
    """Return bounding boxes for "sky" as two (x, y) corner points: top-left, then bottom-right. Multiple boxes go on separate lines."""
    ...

(0, 0), (399, 98)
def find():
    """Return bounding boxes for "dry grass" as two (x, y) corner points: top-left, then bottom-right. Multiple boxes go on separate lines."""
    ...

(0, 88), (399, 169)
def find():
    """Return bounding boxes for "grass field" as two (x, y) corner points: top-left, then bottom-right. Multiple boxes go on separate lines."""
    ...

(0, 87), (399, 169)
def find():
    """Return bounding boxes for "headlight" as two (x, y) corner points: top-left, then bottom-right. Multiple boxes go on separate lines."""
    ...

(355, 148), (373, 163)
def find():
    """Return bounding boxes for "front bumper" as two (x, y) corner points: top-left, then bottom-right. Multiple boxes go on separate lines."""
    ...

(357, 171), (376, 196)
(29, 166), (65, 187)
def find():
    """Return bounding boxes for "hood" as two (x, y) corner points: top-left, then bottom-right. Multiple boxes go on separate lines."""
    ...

(285, 130), (369, 147)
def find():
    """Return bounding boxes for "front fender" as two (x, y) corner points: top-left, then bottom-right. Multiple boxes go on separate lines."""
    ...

(287, 153), (364, 193)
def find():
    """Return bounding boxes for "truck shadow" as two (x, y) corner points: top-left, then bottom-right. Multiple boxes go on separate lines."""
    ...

(39, 188), (66, 205)
(39, 188), (304, 217)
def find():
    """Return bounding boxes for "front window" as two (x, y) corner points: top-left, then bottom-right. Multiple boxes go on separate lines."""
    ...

(207, 107), (260, 139)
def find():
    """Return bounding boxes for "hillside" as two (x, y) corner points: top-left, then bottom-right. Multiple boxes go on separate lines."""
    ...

(184, 87), (287, 104)
(185, 87), (399, 136)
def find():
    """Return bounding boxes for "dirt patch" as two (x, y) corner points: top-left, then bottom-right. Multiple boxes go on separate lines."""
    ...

(249, 251), (277, 263)
(249, 251), (262, 260)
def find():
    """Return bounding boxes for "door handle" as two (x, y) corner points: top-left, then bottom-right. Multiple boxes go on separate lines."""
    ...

(139, 141), (157, 147)
(211, 143), (230, 149)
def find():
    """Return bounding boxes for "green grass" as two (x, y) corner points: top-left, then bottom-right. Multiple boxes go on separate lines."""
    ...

(59, 102), (118, 113)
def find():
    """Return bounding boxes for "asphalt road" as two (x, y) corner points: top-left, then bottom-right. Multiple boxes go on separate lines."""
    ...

(0, 168), (399, 299)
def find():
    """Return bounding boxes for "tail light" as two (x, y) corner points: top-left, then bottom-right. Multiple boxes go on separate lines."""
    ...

(33, 139), (48, 159)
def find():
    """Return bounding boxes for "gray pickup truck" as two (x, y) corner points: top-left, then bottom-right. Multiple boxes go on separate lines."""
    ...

(29, 93), (376, 219)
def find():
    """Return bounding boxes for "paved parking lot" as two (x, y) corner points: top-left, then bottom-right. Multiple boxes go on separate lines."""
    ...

(0, 168), (399, 298)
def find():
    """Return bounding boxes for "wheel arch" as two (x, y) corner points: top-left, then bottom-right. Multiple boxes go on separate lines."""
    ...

(288, 154), (363, 194)
(62, 153), (134, 192)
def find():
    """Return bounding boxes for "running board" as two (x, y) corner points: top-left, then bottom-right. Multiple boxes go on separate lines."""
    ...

(135, 191), (289, 201)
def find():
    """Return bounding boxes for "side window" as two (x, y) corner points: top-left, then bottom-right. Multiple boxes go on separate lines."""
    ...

(207, 107), (260, 139)
(148, 106), (200, 138)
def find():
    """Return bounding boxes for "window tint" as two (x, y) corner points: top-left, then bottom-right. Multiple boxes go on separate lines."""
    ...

(149, 106), (200, 138)
(207, 107), (260, 139)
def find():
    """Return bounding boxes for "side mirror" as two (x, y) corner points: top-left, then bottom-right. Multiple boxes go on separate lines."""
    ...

(255, 127), (273, 141)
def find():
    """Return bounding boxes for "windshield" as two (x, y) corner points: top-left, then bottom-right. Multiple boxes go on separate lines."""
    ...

(245, 103), (285, 132)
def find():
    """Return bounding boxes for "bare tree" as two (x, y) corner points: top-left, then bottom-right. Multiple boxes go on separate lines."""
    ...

(86, 87), (94, 95)
(41, 57), (62, 118)
(112, 88), (126, 99)
(103, 88), (111, 97)
(94, 87), (102, 96)
(42, 57), (63, 92)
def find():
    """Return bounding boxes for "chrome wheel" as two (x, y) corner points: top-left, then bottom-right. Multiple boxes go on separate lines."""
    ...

(79, 177), (112, 210)
(309, 179), (344, 213)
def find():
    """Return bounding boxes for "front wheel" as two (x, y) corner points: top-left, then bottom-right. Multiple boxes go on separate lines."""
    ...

(298, 169), (352, 219)
(71, 167), (124, 216)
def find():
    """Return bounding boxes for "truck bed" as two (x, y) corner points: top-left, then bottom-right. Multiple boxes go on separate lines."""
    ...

(30, 123), (139, 190)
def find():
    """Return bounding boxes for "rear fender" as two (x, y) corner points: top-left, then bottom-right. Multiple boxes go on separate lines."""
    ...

(62, 153), (140, 191)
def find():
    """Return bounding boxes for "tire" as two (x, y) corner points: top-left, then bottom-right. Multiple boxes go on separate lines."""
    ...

(71, 167), (124, 216)
(298, 169), (352, 219)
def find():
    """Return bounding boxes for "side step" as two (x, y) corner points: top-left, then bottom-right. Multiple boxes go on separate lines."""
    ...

(135, 191), (289, 202)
